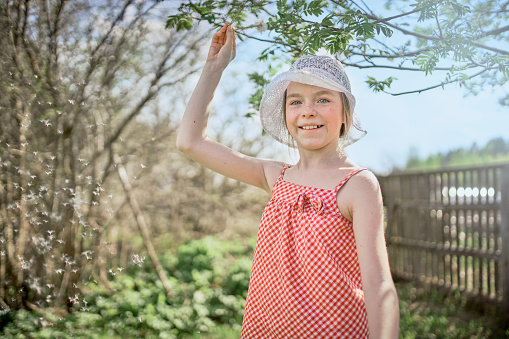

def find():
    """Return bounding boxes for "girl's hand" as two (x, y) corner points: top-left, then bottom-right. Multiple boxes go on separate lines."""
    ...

(206, 24), (236, 71)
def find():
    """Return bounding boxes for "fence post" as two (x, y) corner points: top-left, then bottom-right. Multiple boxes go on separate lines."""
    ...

(501, 165), (509, 318)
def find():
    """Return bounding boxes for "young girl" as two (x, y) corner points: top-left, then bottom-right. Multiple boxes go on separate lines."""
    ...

(177, 24), (399, 339)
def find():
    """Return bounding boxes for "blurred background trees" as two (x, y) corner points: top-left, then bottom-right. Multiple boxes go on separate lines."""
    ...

(0, 0), (267, 312)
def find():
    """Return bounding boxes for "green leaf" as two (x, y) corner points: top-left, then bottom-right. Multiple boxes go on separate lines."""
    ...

(415, 51), (439, 75)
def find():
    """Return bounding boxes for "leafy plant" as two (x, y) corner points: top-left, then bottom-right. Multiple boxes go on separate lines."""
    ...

(0, 237), (254, 338)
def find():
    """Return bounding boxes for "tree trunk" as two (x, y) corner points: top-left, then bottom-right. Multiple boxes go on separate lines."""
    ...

(113, 154), (173, 296)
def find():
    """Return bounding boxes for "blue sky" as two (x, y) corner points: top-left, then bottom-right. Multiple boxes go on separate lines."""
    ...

(344, 66), (509, 173)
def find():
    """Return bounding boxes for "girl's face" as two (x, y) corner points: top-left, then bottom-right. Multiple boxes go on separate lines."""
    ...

(285, 81), (344, 151)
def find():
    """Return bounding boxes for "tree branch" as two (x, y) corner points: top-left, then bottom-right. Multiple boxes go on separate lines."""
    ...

(369, 8), (421, 25)
(479, 23), (509, 38)
(113, 154), (173, 297)
(387, 68), (490, 96)
(342, 60), (460, 72)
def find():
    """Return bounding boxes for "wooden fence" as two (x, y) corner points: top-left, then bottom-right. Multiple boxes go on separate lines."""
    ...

(379, 163), (509, 314)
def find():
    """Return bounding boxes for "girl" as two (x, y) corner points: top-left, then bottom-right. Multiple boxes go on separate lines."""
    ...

(177, 24), (399, 339)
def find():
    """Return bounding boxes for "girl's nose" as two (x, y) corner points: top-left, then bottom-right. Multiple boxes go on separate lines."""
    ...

(301, 103), (316, 117)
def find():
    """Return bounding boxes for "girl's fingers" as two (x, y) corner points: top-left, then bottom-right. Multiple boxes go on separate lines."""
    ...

(208, 23), (235, 64)
(226, 26), (235, 57)
(212, 24), (228, 44)
(231, 26), (236, 50)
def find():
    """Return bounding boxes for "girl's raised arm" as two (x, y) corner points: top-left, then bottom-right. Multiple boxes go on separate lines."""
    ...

(176, 24), (283, 193)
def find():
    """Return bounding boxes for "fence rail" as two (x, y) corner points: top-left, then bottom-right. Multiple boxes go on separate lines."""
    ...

(379, 163), (509, 314)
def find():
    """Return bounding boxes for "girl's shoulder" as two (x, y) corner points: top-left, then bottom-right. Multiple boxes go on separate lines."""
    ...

(340, 168), (380, 196)
(336, 168), (381, 220)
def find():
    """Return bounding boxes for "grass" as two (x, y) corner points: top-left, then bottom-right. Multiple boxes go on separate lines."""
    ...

(182, 325), (241, 338)
(396, 279), (509, 339)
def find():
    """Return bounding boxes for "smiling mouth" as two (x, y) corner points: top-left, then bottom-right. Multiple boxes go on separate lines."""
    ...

(300, 125), (323, 130)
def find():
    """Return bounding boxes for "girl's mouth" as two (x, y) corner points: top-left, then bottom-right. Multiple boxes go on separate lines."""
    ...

(300, 125), (323, 130)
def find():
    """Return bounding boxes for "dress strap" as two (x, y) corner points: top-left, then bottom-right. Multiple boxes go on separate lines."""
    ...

(277, 164), (292, 181)
(333, 168), (368, 195)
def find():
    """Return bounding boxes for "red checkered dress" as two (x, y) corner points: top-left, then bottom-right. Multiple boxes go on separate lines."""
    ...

(240, 165), (369, 338)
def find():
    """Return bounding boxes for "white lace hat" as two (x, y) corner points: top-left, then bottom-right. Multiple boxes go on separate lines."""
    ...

(259, 54), (366, 148)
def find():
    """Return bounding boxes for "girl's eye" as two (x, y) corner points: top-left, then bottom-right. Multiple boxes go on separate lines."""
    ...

(318, 98), (330, 103)
(289, 100), (301, 105)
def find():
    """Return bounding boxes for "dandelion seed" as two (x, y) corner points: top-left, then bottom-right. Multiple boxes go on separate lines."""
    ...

(117, 267), (124, 272)
(81, 250), (92, 260)
(140, 164), (146, 168)
(131, 254), (146, 267)
(68, 100), (75, 105)
(55, 269), (63, 274)
(0, 307), (11, 316)
(69, 294), (79, 304)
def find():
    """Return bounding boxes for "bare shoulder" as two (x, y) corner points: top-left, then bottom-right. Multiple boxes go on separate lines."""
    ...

(345, 169), (381, 196)
(337, 169), (382, 220)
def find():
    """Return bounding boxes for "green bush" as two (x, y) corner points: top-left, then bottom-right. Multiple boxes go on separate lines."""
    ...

(0, 237), (254, 338)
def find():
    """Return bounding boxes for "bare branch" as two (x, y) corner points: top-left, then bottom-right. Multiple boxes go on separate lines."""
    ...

(342, 61), (459, 72)
(479, 24), (509, 38)
(387, 68), (490, 96)
(113, 154), (173, 297)
(471, 42), (509, 56)
(369, 8), (421, 25)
